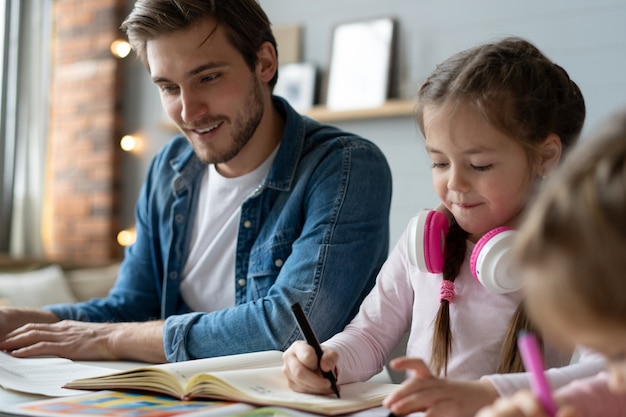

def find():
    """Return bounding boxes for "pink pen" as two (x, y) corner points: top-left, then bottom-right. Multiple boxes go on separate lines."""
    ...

(517, 331), (558, 417)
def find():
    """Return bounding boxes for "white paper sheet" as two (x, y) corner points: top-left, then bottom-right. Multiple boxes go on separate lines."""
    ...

(0, 351), (114, 396)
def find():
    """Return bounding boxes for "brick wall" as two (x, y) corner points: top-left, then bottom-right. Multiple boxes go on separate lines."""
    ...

(44, 0), (125, 261)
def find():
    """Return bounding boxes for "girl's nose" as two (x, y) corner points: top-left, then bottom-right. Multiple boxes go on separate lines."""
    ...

(447, 167), (469, 192)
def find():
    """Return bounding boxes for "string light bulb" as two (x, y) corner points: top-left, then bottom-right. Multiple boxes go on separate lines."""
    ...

(110, 39), (131, 58)
(120, 134), (142, 152)
(117, 229), (136, 247)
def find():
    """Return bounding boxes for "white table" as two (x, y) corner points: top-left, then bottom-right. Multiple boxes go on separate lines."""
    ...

(0, 359), (141, 413)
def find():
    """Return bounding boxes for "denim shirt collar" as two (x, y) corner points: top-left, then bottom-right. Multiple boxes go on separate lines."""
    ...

(168, 96), (306, 196)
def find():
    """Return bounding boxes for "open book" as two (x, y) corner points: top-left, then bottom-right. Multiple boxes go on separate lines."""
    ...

(63, 350), (398, 415)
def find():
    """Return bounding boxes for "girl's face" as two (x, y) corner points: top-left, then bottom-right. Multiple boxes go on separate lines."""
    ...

(524, 265), (626, 394)
(566, 321), (626, 393)
(423, 102), (538, 242)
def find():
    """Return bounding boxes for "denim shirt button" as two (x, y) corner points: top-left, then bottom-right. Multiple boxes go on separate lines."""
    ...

(175, 214), (184, 222)
(169, 271), (178, 280)
(274, 259), (284, 267)
(238, 278), (247, 287)
(243, 220), (252, 228)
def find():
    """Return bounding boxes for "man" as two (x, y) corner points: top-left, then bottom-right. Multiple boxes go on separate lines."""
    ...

(0, 0), (391, 363)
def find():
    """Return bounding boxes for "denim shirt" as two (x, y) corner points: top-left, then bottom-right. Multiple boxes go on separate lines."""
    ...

(47, 97), (392, 362)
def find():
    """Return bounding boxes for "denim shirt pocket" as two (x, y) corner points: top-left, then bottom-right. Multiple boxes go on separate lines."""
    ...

(246, 230), (296, 301)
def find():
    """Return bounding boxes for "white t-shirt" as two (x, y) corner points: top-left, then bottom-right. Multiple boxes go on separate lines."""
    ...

(181, 149), (277, 312)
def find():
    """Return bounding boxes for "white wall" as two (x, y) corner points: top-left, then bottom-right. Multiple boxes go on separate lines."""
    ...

(121, 0), (626, 248)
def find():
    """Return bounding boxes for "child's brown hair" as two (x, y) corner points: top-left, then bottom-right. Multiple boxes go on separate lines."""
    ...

(514, 109), (626, 330)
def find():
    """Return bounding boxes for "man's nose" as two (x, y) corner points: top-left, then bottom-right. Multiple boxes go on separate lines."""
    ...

(180, 90), (208, 123)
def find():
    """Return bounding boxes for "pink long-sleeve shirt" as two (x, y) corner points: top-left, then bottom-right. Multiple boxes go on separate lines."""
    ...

(557, 372), (626, 416)
(323, 220), (604, 395)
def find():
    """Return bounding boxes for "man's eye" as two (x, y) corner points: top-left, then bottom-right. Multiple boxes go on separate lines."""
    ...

(201, 74), (218, 83)
(160, 85), (179, 94)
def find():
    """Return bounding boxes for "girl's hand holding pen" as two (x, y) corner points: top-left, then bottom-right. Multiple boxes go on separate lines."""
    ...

(282, 340), (340, 395)
(382, 357), (500, 417)
(475, 331), (582, 417)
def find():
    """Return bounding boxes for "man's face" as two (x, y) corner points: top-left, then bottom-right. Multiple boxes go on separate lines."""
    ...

(146, 19), (266, 167)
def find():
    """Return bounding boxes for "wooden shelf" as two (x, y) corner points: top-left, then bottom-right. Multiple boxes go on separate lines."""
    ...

(305, 99), (416, 122)
(159, 99), (417, 132)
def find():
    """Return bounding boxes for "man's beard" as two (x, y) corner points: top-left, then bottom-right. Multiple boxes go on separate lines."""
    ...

(195, 76), (265, 165)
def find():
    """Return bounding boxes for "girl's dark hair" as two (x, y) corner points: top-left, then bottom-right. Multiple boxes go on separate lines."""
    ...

(120, 0), (279, 88)
(418, 37), (586, 376)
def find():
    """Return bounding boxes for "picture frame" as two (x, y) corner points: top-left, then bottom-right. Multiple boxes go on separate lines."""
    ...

(272, 24), (302, 66)
(273, 62), (317, 112)
(325, 17), (397, 111)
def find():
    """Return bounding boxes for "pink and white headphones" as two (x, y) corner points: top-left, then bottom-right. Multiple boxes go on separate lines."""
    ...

(406, 208), (520, 294)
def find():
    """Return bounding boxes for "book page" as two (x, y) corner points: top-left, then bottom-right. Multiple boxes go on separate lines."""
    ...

(65, 350), (285, 399)
(156, 350), (284, 381)
(187, 367), (398, 415)
(0, 352), (115, 397)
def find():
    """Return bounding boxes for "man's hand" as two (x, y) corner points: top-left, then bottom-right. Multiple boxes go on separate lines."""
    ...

(475, 390), (579, 417)
(0, 307), (59, 339)
(382, 356), (500, 417)
(0, 317), (167, 363)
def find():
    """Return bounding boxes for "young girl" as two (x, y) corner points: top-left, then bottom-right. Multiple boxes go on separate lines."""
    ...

(475, 109), (626, 417)
(282, 37), (601, 417)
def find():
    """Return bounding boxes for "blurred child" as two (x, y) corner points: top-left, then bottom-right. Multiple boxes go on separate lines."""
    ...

(282, 37), (603, 417)
(475, 109), (626, 417)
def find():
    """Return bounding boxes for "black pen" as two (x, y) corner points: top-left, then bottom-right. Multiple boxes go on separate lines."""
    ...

(290, 302), (340, 398)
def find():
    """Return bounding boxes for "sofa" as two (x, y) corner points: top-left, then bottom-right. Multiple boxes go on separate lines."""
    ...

(0, 254), (120, 308)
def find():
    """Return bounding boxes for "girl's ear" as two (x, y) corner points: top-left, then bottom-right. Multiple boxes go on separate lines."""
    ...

(255, 41), (277, 84)
(538, 133), (562, 177)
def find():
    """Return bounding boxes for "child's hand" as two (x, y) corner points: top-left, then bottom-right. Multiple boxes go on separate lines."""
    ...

(475, 390), (579, 417)
(382, 356), (499, 417)
(282, 340), (339, 395)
